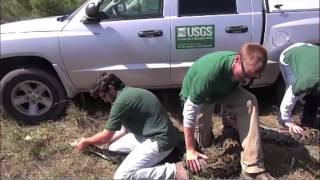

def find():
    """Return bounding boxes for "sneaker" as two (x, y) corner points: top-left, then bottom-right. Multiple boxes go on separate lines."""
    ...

(241, 170), (276, 180)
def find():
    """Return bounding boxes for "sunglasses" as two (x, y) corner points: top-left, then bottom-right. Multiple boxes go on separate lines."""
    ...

(240, 59), (261, 79)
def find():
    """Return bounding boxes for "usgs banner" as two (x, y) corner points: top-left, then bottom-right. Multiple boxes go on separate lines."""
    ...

(176, 25), (215, 49)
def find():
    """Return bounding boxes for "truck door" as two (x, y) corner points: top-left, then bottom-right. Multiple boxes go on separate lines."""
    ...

(60, 0), (171, 90)
(170, 0), (259, 86)
(260, 0), (320, 86)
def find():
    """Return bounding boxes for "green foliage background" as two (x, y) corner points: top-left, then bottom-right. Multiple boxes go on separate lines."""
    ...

(0, 0), (87, 23)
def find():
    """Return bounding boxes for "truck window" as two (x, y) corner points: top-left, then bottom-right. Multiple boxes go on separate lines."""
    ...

(178, 0), (236, 16)
(98, 0), (162, 20)
(267, 0), (320, 12)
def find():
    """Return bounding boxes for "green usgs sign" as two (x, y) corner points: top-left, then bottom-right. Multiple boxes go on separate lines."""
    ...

(176, 25), (215, 49)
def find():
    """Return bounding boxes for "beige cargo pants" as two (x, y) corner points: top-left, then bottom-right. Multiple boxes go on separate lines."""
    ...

(195, 86), (265, 174)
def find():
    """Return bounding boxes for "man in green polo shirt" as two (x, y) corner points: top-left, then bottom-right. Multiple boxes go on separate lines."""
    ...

(278, 43), (320, 133)
(76, 73), (184, 179)
(180, 43), (275, 179)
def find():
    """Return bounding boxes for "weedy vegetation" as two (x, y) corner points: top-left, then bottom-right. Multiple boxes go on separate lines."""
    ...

(1, 89), (319, 179)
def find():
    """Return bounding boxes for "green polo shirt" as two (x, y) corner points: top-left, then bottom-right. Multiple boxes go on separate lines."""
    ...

(284, 44), (320, 95)
(180, 51), (239, 104)
(105, 87), (180, 152)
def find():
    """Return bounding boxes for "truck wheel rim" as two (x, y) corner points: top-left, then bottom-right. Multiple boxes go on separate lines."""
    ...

(11, 80), (53, 116)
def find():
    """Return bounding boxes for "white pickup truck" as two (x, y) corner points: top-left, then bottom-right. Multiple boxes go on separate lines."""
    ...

(1, 0), (319, 123)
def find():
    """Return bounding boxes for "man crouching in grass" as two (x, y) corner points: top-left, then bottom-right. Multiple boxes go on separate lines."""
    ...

(76, 73), (187, 179)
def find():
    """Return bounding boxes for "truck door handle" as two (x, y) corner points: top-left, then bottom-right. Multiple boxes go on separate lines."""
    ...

(274, 4), (283, 10)
(138, 30), (163, 38)
(225, 26), (248, 33)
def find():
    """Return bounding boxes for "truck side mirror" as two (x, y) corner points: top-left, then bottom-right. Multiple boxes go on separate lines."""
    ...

(86, 3), (98, 18)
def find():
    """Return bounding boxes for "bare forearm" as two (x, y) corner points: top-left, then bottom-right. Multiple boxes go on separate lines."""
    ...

(184, 127), (196, 150)
(108, 126), (128, 144)
(84, 130), (114, 145)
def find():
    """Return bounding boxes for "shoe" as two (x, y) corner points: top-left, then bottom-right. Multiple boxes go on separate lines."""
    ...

(241, 170), (276, 180)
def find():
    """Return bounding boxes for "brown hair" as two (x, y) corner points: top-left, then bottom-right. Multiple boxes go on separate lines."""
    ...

(239, 43), (268, 75)
(90, 72), (125, 98)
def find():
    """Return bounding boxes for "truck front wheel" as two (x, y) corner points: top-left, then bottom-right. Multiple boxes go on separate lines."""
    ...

(0, 68), (67, 124)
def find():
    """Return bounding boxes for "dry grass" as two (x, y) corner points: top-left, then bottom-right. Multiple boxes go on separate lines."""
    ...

(1, 89), (319, 179)
(0, 103), (116, 179)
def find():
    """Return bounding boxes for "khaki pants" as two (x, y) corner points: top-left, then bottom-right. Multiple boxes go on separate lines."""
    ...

(195, 87), (265, 174)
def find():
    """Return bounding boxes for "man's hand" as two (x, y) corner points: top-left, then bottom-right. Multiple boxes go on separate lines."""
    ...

(186, 149), (208, 174)
(284, 122), (304, 134)
(76, 138), (89, 152)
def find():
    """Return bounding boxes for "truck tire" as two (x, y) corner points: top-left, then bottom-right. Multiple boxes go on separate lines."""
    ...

(0, 68), (67, 124)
